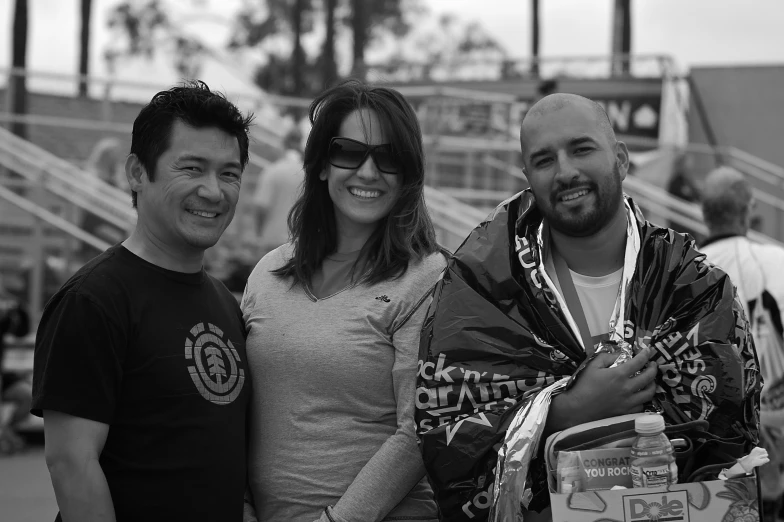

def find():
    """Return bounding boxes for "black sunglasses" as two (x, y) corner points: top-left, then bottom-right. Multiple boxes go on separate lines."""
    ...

(328, 137), (400, 174)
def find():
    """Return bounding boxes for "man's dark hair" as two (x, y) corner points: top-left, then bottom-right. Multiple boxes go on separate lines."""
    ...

(129, 80), (254, 207)
(272, 79), (439, 287)
(537, 79), (558, 97)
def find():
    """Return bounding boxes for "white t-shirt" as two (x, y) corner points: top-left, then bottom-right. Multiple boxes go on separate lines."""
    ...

(700, 235), (784, 322)
(700, 235), (784, 390)
(546, 254), (623, 351)
(570, 268), (623, 347)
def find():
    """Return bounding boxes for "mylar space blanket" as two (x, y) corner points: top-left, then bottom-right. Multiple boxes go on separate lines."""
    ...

(415, 191), (761, 522)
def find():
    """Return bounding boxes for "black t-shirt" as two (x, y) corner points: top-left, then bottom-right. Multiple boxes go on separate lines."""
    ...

(32, 245), (250, 522)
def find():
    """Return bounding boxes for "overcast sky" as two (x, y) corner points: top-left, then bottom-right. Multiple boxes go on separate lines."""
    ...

(428, 0), (784, 67)
(1, 0), (782, 98)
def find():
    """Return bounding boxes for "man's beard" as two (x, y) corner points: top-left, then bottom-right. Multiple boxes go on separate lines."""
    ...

(538, 163), (624, 238)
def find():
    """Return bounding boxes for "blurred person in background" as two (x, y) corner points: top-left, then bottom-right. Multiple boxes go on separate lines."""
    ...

(534, 78), (559, 104)
(241, 80), (445, 522)
(253, 128), (305, 256)
(84, 137), (127, 189)
(78, 138), (128, 261)
(0, 274), (31, 455)
(666, 160), (703, 240)
(229, 127), (305, 299)
(32, 81), (254, 522)
(700, 166), (784, 521)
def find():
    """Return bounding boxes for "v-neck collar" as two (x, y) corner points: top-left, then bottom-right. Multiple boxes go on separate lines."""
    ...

(305, 248), (364, 302)
(303, 281), (357, 302)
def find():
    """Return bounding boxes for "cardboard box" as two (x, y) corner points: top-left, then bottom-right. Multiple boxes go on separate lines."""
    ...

(549, 475), (759, 522)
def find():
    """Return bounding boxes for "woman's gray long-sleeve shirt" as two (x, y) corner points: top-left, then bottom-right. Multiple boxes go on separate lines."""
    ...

(241, 245), (445, 522)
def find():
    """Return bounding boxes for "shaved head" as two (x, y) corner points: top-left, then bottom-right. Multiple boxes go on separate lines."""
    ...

(518, 92), (629, 238)
(521, 93), (616, 153)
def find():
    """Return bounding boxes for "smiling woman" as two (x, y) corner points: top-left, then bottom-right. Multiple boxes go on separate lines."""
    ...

(240, 80), (446, 522)
(275, 79), (439, 289)
(318, 108), (401, 255)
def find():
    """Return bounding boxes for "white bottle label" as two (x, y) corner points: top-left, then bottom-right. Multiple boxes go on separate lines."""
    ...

(630, 464), (670, 488)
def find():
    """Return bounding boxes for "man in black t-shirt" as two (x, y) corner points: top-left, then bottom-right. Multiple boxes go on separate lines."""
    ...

(32, 81), (255, 522)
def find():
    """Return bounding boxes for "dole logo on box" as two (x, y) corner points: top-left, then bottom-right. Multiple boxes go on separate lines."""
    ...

(623, 491), (690, 522)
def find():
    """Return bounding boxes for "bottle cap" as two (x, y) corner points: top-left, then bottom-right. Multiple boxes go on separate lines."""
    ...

(635, 414), (665, 434)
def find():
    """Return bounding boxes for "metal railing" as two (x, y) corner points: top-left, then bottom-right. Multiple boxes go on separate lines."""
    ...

(451, 151), (784, 249)
(0, 183), (110, 252)
(423, 186), (488, 252)
(368, 53), (679, 83)
(0, 114), (473, 261)
(0, 128), (136, 231)
(5, 63), (782, 251)
(0, 125), (135, 231)
(670, 145), (784, 242)
(622, 174), (784, 248)
(621, 136), (784, 190)
(0, 111), (274, 167)
(0, 109), (476, 256)
(0, 65), (284, 179)
(422, 131), (784, 243)
(1, 66), (287, 139)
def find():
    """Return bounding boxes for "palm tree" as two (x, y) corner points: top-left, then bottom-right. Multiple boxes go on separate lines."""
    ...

(321, 0), (338, 88)
(78, 0), (93, 97)
(291, 0), (306, 95)
(611, 0), (632, 75)
(531, 0), (540, 76)
(10, 0), (28, 139)
(350, 0), (369, 79)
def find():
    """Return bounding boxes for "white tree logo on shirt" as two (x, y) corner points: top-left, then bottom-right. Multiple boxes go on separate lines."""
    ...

(185, 322), (245, 404)
(205, 346), (227, 383)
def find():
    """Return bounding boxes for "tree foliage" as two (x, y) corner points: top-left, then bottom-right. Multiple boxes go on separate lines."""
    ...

(106, 1), (168, 59)
(348, 0), (423, 78)
(228, 0), (317, 96)
(227, 0), (422, 93)
(373, 14), (507, 82)
(100, 0), (505, 96)
(105, 0), (206, 78)
(228, 0), (315, 49)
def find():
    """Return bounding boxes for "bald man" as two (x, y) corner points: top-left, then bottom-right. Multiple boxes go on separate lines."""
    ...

(700, 167), (784, 518)
(415, 94), (761, 521)
(700, 167), (784, 317)
(700, 167), (784, 313)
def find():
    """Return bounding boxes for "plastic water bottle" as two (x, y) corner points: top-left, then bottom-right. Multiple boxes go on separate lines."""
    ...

(629, 414), (678, 488)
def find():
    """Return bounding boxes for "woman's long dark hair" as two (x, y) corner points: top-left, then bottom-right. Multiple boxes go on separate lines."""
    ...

(272, 79), (438, 287)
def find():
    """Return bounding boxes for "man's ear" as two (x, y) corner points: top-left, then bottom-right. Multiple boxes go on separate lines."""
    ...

(615, 141), (630, 181)
(125, 154), (148, 195)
